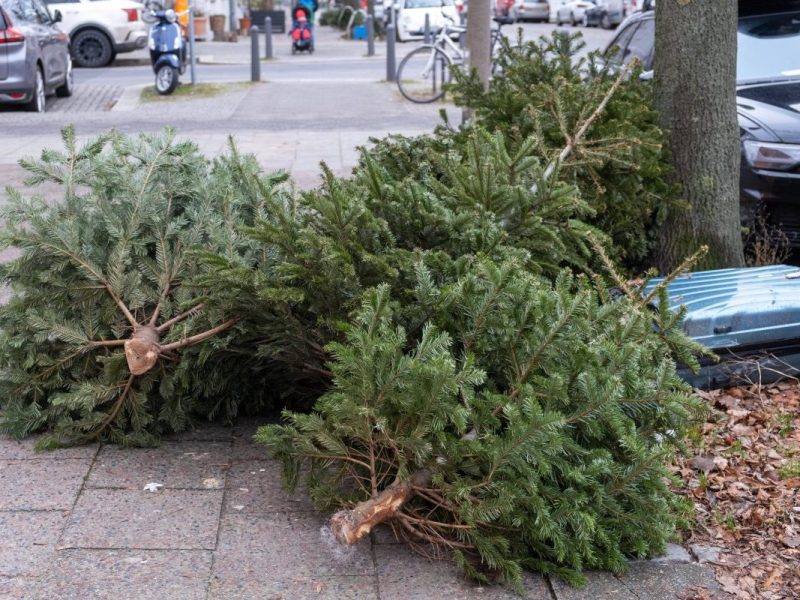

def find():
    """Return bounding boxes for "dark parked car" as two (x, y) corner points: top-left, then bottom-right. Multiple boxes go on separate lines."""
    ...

(583, 0), (623, 28)
(605, 2), (800, 248)
(0, 0), (72, 112)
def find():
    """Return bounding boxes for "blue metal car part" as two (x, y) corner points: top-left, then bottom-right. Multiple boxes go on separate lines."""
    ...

(644, 264), (800, 388)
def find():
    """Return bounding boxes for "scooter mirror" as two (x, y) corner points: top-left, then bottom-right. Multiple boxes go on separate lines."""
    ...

(165, 8), (177, 22)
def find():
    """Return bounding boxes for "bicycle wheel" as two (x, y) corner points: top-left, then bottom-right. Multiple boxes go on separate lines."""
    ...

(396, 45), (453, 103)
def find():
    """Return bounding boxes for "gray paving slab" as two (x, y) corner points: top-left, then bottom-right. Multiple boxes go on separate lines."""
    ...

(60, 488), (223, 550)
(0, 459), (92, 510)
(215, 512), (374, 576)
(207, 573), (379, 599)
(0, 433), (99, 460)
(618, 561), (722, 600)
(230, 417), (275, 461)
(35, 549), (213, 600)
(86, 442), (231, 490)
(0, 576), (39, 600)
(161, 421), (235, 443)
(373, 543), (552, 600)
(0, 511), (67, 577)
(550, 571), (638, 600)
(225, 459), (315, 513)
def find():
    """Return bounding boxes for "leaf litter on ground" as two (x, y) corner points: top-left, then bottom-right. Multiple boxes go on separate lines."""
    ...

(673, 382), (800, 599)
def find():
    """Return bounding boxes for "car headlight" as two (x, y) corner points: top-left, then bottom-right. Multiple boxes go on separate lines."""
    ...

(743, 140), (800, 171)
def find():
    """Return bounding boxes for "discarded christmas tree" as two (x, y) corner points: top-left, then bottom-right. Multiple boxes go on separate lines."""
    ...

(258, 257), (702, 586)
(248, 60), (704, 585)
(0, 129), (278, 446)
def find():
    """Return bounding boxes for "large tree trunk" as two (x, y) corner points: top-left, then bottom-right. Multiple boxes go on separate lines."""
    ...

(654, 0), (744, 272)
(465, 0), (492, 87)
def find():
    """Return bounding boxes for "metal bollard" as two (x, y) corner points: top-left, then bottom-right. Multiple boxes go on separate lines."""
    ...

(423, 13), (431, 43)
(366, 14), (375, 56)
(459, 12), (465, 49)
(188, 6), (197, 85)
(250, 26), (260, 81)
(264, 16), (273, 59)
(386, 23), (396, 81)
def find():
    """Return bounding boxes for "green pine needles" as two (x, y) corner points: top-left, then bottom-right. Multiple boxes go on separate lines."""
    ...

(0, 31), (703, 586)
(0, 128), (278, 447)
(258, 259), (700, 587)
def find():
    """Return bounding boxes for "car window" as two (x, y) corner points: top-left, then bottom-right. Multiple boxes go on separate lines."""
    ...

(605, 20), (639, 65)
(738, 11), (800, 83)
(623, 16), (654, 67)
(3, 0), (41, 22)
(32, 0), (51, 22)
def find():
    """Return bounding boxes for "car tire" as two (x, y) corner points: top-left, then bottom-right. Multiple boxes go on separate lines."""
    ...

(72, 29), (114, 68)
(25, 67), (46, 113)
(55, 57), (74, 98)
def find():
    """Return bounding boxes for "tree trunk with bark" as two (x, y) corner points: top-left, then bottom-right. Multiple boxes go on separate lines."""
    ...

(654, 0), (744, 272)
(463, 0), (491, 121)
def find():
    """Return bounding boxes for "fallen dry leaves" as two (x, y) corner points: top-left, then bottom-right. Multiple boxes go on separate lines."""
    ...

(673, 382), (800, 600)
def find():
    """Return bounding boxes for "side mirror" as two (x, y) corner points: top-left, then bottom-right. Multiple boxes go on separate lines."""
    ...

(53, 9), (62, 22)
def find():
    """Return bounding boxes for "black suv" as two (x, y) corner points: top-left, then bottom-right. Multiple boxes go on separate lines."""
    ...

(605, 2), (800, 248)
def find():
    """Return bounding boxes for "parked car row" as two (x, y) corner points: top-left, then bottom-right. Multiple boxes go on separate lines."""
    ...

(552, 0), (625, 29)
(604, 1), (800, 249)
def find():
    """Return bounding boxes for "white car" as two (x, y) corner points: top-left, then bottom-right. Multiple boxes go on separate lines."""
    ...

(45, 0), (148, 67)
(394, 0), (459, 42)
(555, 0), (595, 25)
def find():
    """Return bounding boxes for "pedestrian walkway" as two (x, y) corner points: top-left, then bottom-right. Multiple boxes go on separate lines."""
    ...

(0, 423), (724, 599)
(0, 77), (454, 191)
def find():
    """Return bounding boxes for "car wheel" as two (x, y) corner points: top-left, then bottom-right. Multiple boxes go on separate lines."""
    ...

(25, 67), (46, 113)
(155, 65), (179, 95)
(55, 57), (74, 98)
(72, 29), (114, 68)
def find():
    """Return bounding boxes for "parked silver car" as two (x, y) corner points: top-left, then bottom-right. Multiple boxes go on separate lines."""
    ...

(511, 0), (549, 22)
(0, 0), (73, 112)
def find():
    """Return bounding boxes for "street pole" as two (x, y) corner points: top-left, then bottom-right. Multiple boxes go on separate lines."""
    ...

(264, 16), (273, 59)
(188, 5), (197, 85)
(229, 0), (236, 36)
(250, 25), (260, 81)
(423, 13), (431, 43)
(366, 14), (375, 56)
(386, 23), (396, 81)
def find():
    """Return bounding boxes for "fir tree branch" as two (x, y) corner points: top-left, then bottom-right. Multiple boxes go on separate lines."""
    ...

(156, 303), (205, 333)
(86, 375), (135, 441)
(89, 339), (127, 348)
(159, 318), (239, 352)
(539, 59), (637, 185)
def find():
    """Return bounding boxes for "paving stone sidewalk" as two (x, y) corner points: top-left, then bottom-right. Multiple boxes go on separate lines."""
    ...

(0, 422), (725, 600)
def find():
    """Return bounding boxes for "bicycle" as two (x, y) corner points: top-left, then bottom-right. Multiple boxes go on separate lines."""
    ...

(395, 15), (514, 104)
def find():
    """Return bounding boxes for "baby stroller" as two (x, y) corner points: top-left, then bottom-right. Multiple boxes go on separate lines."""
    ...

(290, 5), (314, 54)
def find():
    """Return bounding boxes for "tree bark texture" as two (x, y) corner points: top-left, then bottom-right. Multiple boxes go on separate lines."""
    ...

(466, 0), (492, 89)
(329, 469), (432, 545)
(654, 0), (744, 272)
